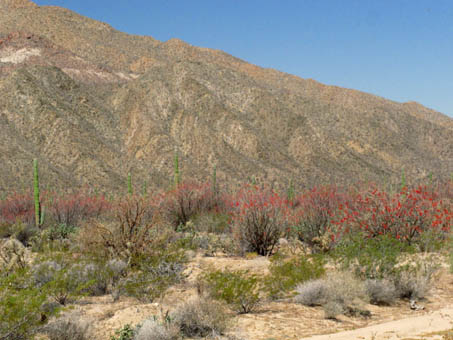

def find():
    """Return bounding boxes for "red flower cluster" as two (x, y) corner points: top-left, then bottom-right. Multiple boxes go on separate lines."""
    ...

(333, 185), (452, 243)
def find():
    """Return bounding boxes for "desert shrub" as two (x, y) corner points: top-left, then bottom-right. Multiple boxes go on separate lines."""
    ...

(115, 250), (186, 302)
(110, 324), (135, 340)
(78, 195), (160, 266)
(294, 272), (369, 319)
(393, 261), (437, 300)
(48, 190), (110, 228)
(323, 272), (369, 319)
(134, 318), (180, 340)
(294, 279), (329, 306)
(172, 296), (229, 337)
(191, 212), (231, 234)
(333, 232), (414, 279)
(0, 238), (27, 272)
(333, 185), (452, 245)
(232, 186), (288, 256)
(365, 279), (398, 305)
(323, 301), (344, 319)
(31, 255), (93, 305)
(161, 182), (223, 230)
(43, 313), (90, 340)
(290, 186), (348, 252)
(0, 192), (35, 228)
(68, 261), (114, 296)
(201, 269), (261, 314)
(0, 268), (59, 340)
(48, 223), (76, 241)
(264, 254), (325, 299)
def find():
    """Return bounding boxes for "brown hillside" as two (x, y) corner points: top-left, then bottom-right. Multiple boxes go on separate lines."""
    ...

(0, 0), (452, 193)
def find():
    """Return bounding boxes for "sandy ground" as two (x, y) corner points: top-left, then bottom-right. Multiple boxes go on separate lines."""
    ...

(51, 253), (453, 340)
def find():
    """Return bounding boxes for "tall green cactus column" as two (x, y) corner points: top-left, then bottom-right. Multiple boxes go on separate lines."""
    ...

(33, 159), (41, 228)
(174, 150), (181, 187)
(127, 172), (133, 195)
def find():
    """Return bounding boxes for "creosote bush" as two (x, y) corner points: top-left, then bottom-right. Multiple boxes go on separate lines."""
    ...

(200, 269), (261, 314)
(0, 267), (59, 340)
(265, 253), (325, 300)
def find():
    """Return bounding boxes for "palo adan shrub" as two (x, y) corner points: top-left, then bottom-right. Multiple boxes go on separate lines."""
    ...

(231, 185), (289, 256)
(289, 185), (349, 252)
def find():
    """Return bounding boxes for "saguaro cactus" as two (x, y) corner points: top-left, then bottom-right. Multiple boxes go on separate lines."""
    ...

(33, 159), (41, 228)
(287, 178), (295, 203)
(174, 150), (181, 187)
(127, 172), (133, 195)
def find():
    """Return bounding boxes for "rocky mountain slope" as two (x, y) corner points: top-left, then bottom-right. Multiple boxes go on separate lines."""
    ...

(1, 0), (452, 193)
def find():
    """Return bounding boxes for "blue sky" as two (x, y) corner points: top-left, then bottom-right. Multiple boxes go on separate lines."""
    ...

(34, 0), (453, 117)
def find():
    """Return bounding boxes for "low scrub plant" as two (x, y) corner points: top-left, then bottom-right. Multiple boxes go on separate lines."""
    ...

(294, 279), (329, 306)
(114, 250), (186, 302)
(295, 271), (369, 319)
(134, 317), (180, 340)
(264, 254), (325, 299)
(393, 260), (438, 300)
(43, 313), (90, 340)
(0, 268), (59, 340)
(365, 279), (398, 305)
(200, 269), (261, 314)
(332, 233), (414, 279)
(172, 296), (229, 337)
(110, 324), (135, 340)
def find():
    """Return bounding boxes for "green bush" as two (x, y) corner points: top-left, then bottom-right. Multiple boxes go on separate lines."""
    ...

(264, 254), (325, 299)
(332, 233), (414, 279)
(201, 269), (261, 314)
(0, 268), (59, 340)
(110, 324), (135, 340)
(31, 254), (95, 305)
(115, 250), (186, 302)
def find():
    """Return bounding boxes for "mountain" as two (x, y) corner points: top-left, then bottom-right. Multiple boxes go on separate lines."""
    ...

(0, 0), (452, 193)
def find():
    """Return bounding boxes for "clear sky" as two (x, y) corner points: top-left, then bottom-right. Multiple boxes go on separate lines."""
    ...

(34, 0), (453, 117)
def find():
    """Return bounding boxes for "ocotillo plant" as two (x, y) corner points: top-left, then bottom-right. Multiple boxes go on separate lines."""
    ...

(33, 159), (41, 228)
(127, 172), (133, 195)
(174, 150), (181, 187)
